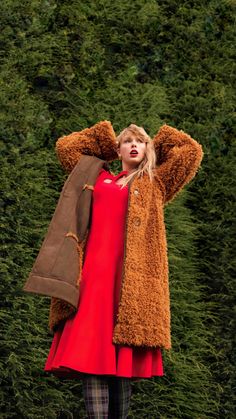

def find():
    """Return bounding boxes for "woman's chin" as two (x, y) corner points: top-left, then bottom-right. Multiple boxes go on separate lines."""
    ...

(125, 157), (142, 166)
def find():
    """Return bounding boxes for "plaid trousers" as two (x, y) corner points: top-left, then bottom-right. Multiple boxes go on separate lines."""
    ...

(82, 374), (132, 419)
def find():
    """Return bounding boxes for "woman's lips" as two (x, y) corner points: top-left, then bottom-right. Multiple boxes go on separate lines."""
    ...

(130, 151), (138, 157)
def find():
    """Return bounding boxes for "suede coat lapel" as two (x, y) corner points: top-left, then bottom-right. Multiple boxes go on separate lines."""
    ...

(24, 155), (108, 308)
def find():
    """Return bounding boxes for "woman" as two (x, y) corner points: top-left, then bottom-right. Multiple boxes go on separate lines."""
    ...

(24, 120), (204, 418)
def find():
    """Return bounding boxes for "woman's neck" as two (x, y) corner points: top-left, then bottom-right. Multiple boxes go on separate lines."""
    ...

(121, 165), (137, 175)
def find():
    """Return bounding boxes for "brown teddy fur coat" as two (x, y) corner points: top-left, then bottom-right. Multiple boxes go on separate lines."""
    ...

(49, 120), (204, 349)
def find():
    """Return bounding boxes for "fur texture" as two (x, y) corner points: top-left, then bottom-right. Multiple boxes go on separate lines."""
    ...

(51, 121), (204, 349)
(56, 120), (118, 173)
(49, 297), (76, 332)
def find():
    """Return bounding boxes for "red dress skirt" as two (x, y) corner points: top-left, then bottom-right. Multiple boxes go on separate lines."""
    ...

(44, 168), (164, 378)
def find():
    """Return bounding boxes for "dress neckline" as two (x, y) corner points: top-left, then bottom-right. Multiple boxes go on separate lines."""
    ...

(101, 168), (128, 179)
(113, 170), (129, 179)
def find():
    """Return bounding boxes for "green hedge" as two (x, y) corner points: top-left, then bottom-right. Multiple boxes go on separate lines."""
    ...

(0, 0), (235, 417)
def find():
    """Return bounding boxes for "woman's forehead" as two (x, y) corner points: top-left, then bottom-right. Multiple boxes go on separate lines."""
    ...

(121, 132), (144, 142)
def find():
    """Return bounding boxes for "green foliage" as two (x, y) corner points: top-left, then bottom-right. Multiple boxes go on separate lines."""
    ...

(187, 145), (236, 418)
(0, 0), (235, 417)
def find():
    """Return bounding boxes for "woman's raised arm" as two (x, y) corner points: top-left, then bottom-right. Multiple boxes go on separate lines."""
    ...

(153, 125), (204, 204)
(55, 120), (118, 172)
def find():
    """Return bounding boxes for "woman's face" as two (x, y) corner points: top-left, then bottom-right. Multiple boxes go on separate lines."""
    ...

(117, 132), (147, 170)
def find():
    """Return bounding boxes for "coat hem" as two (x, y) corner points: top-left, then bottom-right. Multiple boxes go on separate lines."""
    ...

(112, 336), (171, 350)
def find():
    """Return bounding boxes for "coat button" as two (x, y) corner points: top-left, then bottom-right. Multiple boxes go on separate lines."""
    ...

(134, 189), (139, 196)
(133, 216), (141, 226)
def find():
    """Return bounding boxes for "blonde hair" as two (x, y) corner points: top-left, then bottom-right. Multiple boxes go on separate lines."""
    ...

(116, 124), (156, 189)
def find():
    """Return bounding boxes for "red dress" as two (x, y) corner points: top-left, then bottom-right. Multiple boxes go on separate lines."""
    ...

(44, 168), (164, 378)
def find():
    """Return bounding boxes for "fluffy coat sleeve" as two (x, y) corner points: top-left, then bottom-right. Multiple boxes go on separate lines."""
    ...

(55, 120), (118, 172)
(153, 125), (204, 204)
